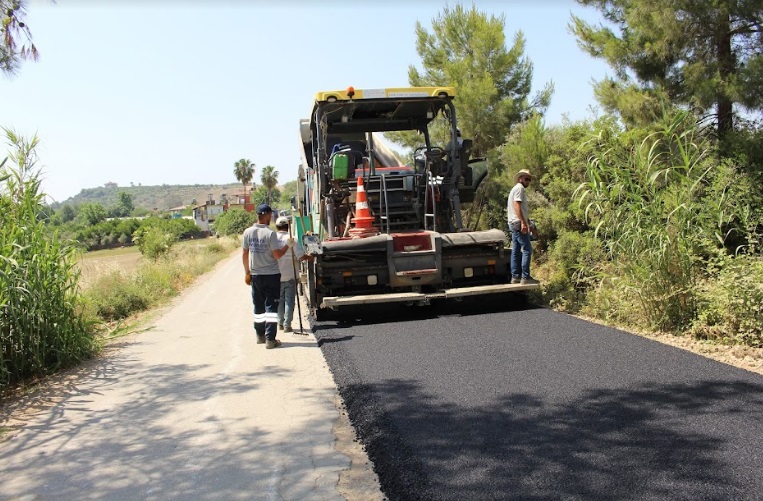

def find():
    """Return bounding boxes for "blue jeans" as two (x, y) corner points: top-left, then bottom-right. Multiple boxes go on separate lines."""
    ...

(278, 279), (296, 327)
(251, 273), (281, 341)
(510, 228), (533, 279)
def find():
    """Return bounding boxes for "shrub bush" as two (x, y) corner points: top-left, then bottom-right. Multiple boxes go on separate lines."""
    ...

(81, 237), (239, 323)
(692, 256), (763, 347)
(212, 209), (257, 236)
(133, 225), (178, 260)
(539, 230), (606, 312)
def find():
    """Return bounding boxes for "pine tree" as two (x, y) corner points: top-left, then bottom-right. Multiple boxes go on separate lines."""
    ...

(572, 0), (763, 137)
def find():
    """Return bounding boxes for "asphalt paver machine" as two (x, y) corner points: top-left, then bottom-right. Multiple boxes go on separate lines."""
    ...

(296, 86), (538, 319)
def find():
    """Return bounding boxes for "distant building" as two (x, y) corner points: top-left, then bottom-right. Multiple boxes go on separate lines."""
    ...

(169, 205), (187, 219)
(104, 182), (118, 189)
(226, 189), (255, 213)
(193, 194), (225, 232)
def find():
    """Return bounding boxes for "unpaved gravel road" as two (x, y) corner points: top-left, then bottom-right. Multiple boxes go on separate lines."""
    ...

(0, 253), (382, 501)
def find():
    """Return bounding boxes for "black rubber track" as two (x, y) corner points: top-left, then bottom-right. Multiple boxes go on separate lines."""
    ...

(313, 294), (763, 501)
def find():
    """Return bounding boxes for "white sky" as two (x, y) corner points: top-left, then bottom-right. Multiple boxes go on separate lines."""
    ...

(1, 0), (610, 202)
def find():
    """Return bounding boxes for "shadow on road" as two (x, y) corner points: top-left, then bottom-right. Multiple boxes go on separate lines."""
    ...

(0, 346), (334, 500)
(312, 293), (539, 331)
(339, 377), (763, 501)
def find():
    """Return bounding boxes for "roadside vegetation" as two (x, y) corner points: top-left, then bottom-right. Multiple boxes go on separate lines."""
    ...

(399, 3), (763, 349)
(0, 130), (238, 391)
(3, 0), (762, 391)
(1, 130), (96, 389)
(81, 238), (237, 325)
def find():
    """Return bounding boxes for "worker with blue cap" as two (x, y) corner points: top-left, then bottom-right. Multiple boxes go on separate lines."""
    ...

(242, 204), (294, 349)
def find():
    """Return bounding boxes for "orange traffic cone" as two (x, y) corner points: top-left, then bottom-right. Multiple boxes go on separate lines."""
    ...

(349, 177), (378, 238)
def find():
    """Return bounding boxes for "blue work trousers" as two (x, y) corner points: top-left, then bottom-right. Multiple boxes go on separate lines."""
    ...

(510, 228), (533, 279)
(251, 273), (281, 341)
(278, 279), (296, 327)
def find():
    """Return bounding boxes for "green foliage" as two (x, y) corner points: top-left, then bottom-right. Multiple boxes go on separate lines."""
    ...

(83, 238), (239, 322)
(393, 3), (552, 157)
(0, 129), (96, 389)
(1, 0), (38, 76)
(251, 185), (280, 208)
(540, 230), (607, 313)
(133, 225), (178, 260)
(107, 191), (134, 218)
(260, 165), (279, 204)
(59, 203), (76, 223)
(85, 270), (149, 321)
(77, 201), (107, 225)
(572, 0), (763, 136)
(212, 208), (258, 236)
(234, 158), (255, 192)
(280, 180), (298, 207)
(692, 256), (763, 347)
(576, 108), (726, 330)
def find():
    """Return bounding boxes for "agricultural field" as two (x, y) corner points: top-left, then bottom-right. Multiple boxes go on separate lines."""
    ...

(77, 237), (234, 289)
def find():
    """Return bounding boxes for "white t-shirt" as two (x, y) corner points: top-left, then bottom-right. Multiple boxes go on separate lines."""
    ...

(276, 230), (305, 282)
(507, 182), (529, 225)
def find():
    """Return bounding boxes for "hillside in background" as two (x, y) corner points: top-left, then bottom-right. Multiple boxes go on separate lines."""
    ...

(54, 183), (258, 211)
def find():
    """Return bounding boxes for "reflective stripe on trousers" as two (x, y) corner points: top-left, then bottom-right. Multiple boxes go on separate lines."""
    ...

(251, 273), (281, 341)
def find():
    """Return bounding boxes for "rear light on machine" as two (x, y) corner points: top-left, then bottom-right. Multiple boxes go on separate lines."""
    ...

(464, 267), (474, 278)
(367, 275), (378, 286)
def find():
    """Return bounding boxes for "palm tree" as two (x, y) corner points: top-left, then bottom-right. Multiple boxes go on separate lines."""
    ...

(233, 159), (255, 196)
(260, 165), (279, 205)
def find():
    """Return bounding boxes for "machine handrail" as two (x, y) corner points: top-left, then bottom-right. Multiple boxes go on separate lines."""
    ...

(423, 170), (437, 232)
(379, 174), (391, 234)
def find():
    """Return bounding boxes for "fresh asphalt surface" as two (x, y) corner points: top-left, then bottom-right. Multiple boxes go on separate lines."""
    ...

(312, 294), (763, 501)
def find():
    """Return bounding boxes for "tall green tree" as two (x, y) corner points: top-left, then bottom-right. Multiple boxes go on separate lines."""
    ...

(260, 165), (278, 205)
(1, 0), (38, 76)
(77, 202), (107, 226)
(108, 191), (134, 218)
(572, 0), (763, 137)
(59, 204), (75, 223)
(401, 4), (553, 156)
(233, 158), (255, 195)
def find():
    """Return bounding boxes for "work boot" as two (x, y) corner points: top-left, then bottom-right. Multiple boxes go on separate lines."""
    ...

(521, 277), (540, 285)
(277, 323), (283, 331)
(511, 276), (521, 284)
(256, 334), (266, 344)
(284, 325), (293, 333)
(265, 339), (282, 349)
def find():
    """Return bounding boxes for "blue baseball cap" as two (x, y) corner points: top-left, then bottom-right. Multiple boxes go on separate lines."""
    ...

(256, 204), (272, 215)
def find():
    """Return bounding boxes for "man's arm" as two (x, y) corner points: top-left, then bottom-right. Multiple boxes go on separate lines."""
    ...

(272, 237), (294, 260)
(513, 200), (529, 234)
(242, 248), (252, 285)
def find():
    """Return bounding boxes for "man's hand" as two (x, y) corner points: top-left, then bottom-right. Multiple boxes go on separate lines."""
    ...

(521, 222), (529, 235)
(244, 273), (251, 286)
(286, 237), (295, 248)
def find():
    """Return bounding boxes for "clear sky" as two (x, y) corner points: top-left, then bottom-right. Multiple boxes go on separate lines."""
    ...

(1, 0), (609, 203)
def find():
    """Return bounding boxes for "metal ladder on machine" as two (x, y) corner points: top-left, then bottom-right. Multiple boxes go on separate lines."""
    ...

(373, 173), (421, 234)
(422, 169), (437, 232)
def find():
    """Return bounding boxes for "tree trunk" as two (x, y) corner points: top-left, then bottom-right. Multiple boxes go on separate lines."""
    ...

(716, 4), (734, 138)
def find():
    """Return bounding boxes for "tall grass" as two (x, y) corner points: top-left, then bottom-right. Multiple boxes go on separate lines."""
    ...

(82, 238), (238, 323)
(576, 110), (722, 330)
(0, 130), (96, 389)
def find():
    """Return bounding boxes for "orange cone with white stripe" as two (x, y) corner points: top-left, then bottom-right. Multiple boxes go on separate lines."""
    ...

(349, 177), (378, 238)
